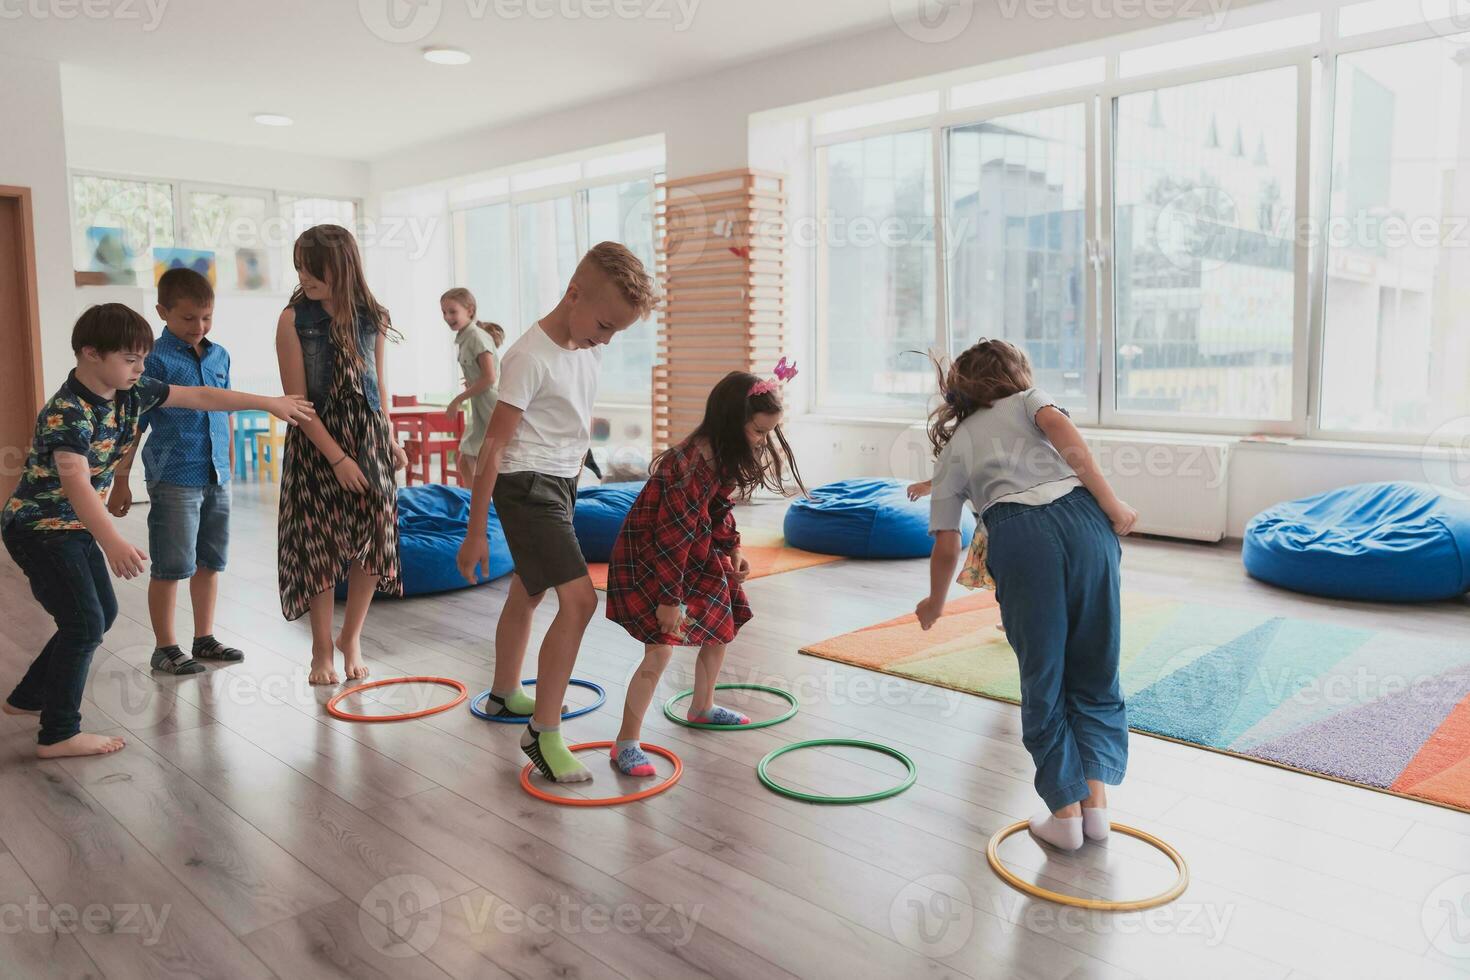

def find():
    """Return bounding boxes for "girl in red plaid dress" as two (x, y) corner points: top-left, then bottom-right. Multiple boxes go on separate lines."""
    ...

(605, 369), (804, 776)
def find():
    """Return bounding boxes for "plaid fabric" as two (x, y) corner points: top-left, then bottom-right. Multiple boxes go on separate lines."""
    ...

(139, 328), (232, 486)
(605, 443), (751, 646)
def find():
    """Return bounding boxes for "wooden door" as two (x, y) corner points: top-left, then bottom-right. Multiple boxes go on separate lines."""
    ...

(0, 186), (46, 502)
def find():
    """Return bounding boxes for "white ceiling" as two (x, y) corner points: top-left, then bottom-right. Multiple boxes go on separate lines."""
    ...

(0, 0), (904, 160)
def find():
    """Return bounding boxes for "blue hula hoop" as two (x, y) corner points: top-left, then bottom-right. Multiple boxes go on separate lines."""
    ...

(469, 678), (606, 723)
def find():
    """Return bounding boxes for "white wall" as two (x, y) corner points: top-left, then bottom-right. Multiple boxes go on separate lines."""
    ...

(372, 0), (1269, 190)
(0, 55), (80, 393)
(67, 125), (369, 198)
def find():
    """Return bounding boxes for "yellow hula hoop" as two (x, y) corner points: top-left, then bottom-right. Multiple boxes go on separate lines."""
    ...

(986, 820), (1190, 912)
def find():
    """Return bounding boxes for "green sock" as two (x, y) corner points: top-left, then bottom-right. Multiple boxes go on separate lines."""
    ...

(491, 687), (537, 716)
(520, 724), (591, 783)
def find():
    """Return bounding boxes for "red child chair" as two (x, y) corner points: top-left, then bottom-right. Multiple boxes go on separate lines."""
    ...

(403, 409), (464, 486)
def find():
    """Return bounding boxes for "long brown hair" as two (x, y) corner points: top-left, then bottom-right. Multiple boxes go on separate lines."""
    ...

(289, 224), (399, 366)
(653, 371), (806, 499)
(440, 287), (505, 347)
(927, 339), (1034, 456)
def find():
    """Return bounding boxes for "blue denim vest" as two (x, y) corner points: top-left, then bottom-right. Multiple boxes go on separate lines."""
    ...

(292, 299), (382, 411)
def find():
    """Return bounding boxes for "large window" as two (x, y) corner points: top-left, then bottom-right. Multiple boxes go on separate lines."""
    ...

(70, 174), (357, 293)
(588, 179), (659, 402)
(1319, 35), (1470, 436)
(816, 129), (935, 411)
(947, 103), (1089, 414)
(810, 7), (1466, 443)
(1112, 67), (1298, 421)
(451, 167), (663, 404)
(71, 174), (176, 286)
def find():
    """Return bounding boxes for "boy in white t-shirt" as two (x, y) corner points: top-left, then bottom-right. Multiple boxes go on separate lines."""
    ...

(458, 242), (657, 783)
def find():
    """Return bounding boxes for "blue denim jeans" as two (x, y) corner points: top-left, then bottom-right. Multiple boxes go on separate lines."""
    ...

(146, 480), (230, 580)
(984, 488), (1127, 811)
(2, 527), (117, 745)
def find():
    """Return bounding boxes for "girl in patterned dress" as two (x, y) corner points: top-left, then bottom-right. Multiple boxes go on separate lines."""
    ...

(274, 225), (408, 685)
(604, 369), (805, 776)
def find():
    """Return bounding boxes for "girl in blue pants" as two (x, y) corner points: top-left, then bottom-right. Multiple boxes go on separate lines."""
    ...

(916, 339), (1138, 851)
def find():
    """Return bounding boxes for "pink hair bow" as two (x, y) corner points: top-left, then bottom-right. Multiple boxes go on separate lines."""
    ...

(750, 357), (798, 396)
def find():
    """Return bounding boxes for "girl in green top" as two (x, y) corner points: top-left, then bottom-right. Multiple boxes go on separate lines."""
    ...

(441, 287), (503, 485)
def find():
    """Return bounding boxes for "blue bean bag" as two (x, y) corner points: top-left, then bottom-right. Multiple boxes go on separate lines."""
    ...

(1243, 482), (1470, 602)
(335, 484), (512, 598)
(784, 478), (976, 559)
(573, 481), (645, 562)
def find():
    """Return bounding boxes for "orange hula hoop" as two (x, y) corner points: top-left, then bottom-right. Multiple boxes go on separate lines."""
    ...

(519, 741), (683, 806)
(325, 676), (469, 722)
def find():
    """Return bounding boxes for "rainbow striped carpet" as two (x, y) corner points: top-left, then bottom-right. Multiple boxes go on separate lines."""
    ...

(800, 591), (1470, 812)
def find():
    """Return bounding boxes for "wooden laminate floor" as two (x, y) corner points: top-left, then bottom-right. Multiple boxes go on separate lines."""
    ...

(1, 479), (1468, 980)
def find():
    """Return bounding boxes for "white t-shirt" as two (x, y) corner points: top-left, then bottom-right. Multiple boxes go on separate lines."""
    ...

(496, 321), (602, 478)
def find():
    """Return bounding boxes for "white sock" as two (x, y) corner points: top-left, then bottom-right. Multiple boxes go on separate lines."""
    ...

(1028, 812), (1084, 851)
(1082, 806), (1110, 841)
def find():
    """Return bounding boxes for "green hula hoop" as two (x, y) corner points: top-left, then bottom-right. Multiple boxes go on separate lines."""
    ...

(663, 683), (798, 730)
(757, 738), (917, 804)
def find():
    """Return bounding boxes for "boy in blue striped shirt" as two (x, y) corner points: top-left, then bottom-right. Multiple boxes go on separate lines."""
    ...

(111, 269), (243, 675)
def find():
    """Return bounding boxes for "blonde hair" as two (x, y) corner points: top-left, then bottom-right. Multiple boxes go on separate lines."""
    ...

(290, 224), (398, 366)
(440, 287), (505, 348)
(574, 241), (659, 319)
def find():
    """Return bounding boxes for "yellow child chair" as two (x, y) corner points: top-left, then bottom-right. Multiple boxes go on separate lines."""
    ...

(254, 415), (287, 482)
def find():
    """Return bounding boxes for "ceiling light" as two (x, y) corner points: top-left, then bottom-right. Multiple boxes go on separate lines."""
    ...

(253, 113), (294, 127)
(423, 47), (471, 65)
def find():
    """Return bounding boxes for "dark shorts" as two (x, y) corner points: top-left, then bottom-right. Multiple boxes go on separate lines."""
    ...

(493, 471), (587, 596)
(146, 480), (231, 580)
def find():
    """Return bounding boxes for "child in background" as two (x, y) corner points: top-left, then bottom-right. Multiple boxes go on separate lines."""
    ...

(457, 242), (657, 784)
(3, 304), (311, 757)
(915, 339), (1137, 851)
(604, 368), (805, 776)
(440, 287), (502, 485)
(110, 268), (244, 675)
(275, 224), (409, 685)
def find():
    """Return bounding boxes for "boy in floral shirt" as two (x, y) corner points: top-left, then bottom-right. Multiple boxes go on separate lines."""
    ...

(1, 304), (312, 758)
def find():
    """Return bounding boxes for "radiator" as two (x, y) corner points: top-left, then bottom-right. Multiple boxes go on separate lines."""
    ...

(1081, 432), (1233, 542)
(889, 425), (1234, 542)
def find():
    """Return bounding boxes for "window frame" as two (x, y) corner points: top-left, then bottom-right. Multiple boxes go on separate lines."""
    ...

(806, 2), (1470, 445)
(448, 163), (665, 407)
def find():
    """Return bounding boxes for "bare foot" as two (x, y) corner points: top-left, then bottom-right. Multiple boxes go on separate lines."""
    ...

(2, 702), (40, 717)
(37, 732), (125, 758)
(335, 636), (369, 682)
(309, 647), (340, 686)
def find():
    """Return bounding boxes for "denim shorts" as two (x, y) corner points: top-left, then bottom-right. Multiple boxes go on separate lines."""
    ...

(146, 481), (231, 580)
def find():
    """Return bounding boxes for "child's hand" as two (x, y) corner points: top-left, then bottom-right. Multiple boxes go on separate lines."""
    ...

(101, 534), (148, 580)
(907, 479), (932, 501)
(915, 595), (945, 630)
(656, 604), (686, 637)
(1105, 498), (1139, 536)
(731, 550), (751, 584)
(457, 535), (489, 583)
(332, 456), (370, 494)
(269, 395), (315, 426)
(107, 482), (133, 518)
(390, 442), (408, 472)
